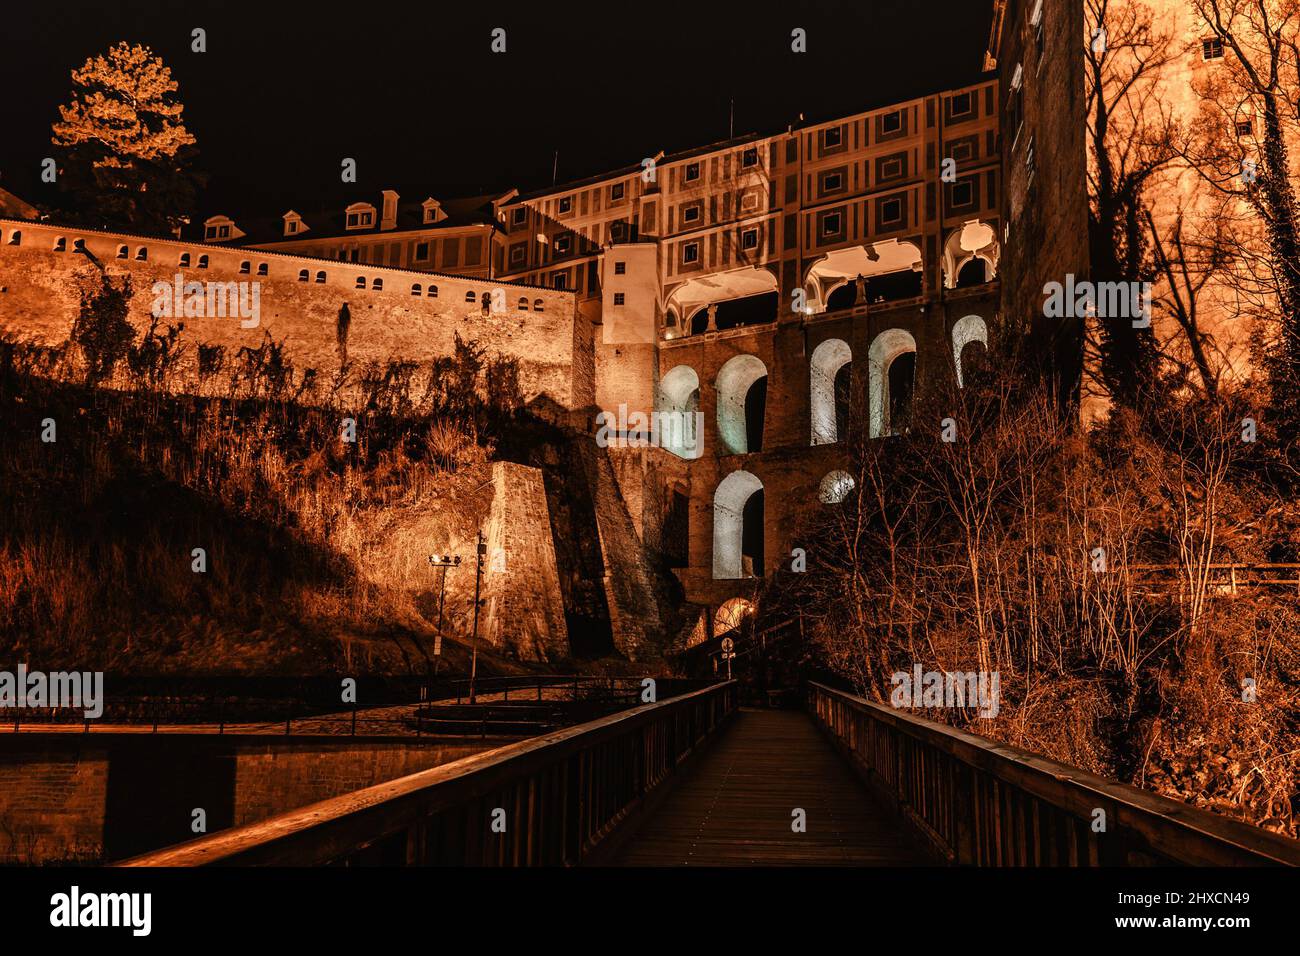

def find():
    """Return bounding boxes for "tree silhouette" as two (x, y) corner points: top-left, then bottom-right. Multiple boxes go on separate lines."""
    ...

(51, 41), (202, 234)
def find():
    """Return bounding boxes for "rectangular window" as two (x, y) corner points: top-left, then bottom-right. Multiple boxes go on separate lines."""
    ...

(610, 182), (625, 200)
(682, 241), (700, 264)
(1026, 136), (1037, 181)
(415, 242), (430, 261)
(949, 141), (974, 163)
(610, 220), (627, 241)
(1008, 68), (1025, 147)
(1236, 119), (1253, 136)
(684, 162), (701, 182)
(742, 147), (758, 167)
(287, 221), (299, 234)
(509, 243), (526, 266)
(511, 207), (527, 226)
(821, 171), (843, 193)
(882, 111), (903, 134)
(741, 192), (758, 211)
(949, 92), (973, 119)
(951, 181), (974, 208)
(823, 126), (843, 148)
(613, 292), (625, 305)
(682, 204), (701, 223)
(881, 197), (903, 225)
(614, 261), (626, 275)
(741, 228), (758, 250)
(1203, 37), (1224, 60)
(558, 196), (572, 214)
(347, 213), (358, 227)
(821, 212), (842, 237)
(880, 157), (904, 180)
(554, 273), (567, 290)
(555, 235), (572, 254)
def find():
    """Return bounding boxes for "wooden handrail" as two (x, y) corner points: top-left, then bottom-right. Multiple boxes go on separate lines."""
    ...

(119, 681), (737, 867)
(807, 682), (1300, 866)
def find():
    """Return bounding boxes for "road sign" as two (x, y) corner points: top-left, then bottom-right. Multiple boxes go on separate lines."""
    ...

(721, 637), (734, 657)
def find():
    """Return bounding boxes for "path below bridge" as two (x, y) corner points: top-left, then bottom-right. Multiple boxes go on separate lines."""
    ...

(614, 709), (927, 866)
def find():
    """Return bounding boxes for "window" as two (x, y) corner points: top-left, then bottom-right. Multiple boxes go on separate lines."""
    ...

(824, 126), (843, 148)
(1026, 136), (1037, 182)
(880, 157), (904, 179)
(299, 269), (309, 282)
(287, 220), (299, 234)
(412, 284), (422, 296)
(742, 147), (758, 167)
(682, 204), (701, 224)
(466, 291), (476, 302)
(610, 182), (624, 201)
(135, 246), (147, 261)
(54, 237), (66, 252)
(614, 262), (626, 275)
(554, 273), (567, 290)
(558, 196), (572, 214)
(1203, 37), (1224, 60)
(427, 285), (438, 298)
(1032, 0), (1045, 68)
(741, 192), (758, 211)
(1008, 66), (1025, 146)
(511, 207), (527, 226)
(821, 212), (842, 237)
(950, 92), (973, 118)
(198, 255), (209, 268)
(518, 297), (529, 310)
(7, 230), (20, 246)
(356, 276), (367, 289)
(179, 253), (191, 267)
(683, 241), (700, 264)
(347, 213), (358, 227)
(741, 228), (758, 250)
(882, 111), (903, 134)
(534, 298), (545, 311)
(116, 244), (128, 258)
(555, 235), (572, 254)
(951, 181), (974, 207)
(509, 244), (526, 266)
(314, 270), (325, 283)
(373, 278), (383, 291)
(949, 141), (974, 163)
(610, 220), (627, 241)
(821, 171), (843, 192)
(257, 263), (268, 276)
(684, 162), (701, 182)
(239, 260), (251, 274)
(415, 242), (430, 261)
(614, 293), (625, 306)
(218, 225), (230, 238)
(72, 238), (85, 252)
(881, 198), (903, 225)
(1237, 119), (1253, 136)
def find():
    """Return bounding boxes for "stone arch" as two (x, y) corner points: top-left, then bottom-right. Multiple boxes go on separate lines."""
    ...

(715, 355), (767, 455)
(713, 470), (764, 579)
(714, 597), (756, 638)
(942, 220), (1000, 289)
(951, 315), (989, 388)
(657, 364), (702, 459)
(803, 240), (923, 313)
(868, 329), (917, 439)
(818, 470), (856, 504)
(810, 338), (853, 445)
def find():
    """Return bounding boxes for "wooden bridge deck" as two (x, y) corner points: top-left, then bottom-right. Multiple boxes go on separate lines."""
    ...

(614, 708), (928, 866)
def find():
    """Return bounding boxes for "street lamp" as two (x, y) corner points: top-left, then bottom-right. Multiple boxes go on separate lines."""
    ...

(468, 531), (487, 704)
(427, 553), (462, 682)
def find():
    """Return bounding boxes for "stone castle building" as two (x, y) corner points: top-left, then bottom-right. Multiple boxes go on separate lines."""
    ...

(0, 76), (1003, 658)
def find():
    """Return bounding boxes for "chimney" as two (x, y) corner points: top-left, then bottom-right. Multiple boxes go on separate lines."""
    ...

(381, 190), (399, 231)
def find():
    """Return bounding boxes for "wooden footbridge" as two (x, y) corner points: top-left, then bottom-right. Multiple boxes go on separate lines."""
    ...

(123, 682), (1300, 867)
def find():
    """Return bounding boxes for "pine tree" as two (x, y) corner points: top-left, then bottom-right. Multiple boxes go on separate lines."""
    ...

(51, 42), (202, 234)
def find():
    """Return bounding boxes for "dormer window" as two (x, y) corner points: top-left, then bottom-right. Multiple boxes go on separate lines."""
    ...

(346, 203), (376, 230)
(204, 215), (237, 241)
(555, 235), (573, 255)
(283, 211), (306, 237)
(422, 199), (444, 224)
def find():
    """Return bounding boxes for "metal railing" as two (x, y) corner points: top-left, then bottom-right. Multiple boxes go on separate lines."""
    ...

(808, 682), (1300, 866)
(119, 680), (737, 866)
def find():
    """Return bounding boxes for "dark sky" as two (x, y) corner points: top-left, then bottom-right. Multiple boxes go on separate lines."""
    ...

(0, 0), (994, 219)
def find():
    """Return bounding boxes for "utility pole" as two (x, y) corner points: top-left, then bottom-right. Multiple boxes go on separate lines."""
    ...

(468, 530), (486, 704)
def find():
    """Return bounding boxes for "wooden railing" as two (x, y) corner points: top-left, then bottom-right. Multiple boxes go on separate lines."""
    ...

(808, 682), (1300, 866)
(119, 681), (737, 867)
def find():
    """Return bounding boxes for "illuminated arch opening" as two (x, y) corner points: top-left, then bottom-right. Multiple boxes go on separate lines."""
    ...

(657, 364), (703, 459)
(803, 240), (923, 313)
(951, 315), (989, 388)
(713, 470), (764, 579)
(943, 220), (999, 289)
(868, 328), (917, 438)
(714, 598), (756, 638)
(819, 470), (856, 504)
(716, 355), (767, 455)
(810, 338), (853, 445)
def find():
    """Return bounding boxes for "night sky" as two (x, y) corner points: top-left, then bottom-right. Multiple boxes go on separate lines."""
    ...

(0, 0), (993, 219)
